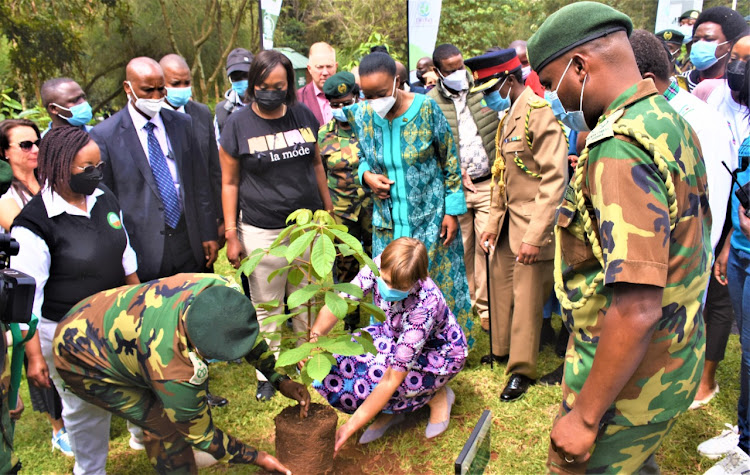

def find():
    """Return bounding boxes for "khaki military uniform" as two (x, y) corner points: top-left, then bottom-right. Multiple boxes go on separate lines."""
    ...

(485, 87), (568, 379)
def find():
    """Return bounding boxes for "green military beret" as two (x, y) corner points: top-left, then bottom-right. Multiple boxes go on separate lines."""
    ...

(680, 9), (700, 22)
(527, 1), (633, 73)
(656, 29), (684, 46)
(323, 72), (356, 99)
(185, 285), (259, 361)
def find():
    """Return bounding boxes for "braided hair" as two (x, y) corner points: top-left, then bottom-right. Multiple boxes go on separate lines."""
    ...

(37, 126), (91, 194)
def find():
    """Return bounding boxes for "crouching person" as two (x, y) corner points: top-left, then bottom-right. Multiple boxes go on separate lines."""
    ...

(53, 273), (309, 474)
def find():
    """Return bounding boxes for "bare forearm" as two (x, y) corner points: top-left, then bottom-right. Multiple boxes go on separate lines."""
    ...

(311, 305), (339, 338)
(347, 368), (406, 432)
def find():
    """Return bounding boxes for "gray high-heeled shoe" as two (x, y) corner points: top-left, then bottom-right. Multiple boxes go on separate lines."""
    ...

(425, 386), (455, 439)
(358, 413), (406, 444)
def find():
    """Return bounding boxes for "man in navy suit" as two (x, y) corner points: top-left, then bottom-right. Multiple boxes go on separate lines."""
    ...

(90, 57), (218, 284)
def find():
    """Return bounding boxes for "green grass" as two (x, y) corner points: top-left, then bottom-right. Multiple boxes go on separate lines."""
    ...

(12, 251), (742, 473)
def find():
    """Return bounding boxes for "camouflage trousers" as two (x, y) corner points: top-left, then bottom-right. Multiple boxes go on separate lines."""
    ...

(547, 416), (676, 474)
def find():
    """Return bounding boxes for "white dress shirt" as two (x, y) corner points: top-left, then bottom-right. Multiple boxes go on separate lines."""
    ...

(127, 103), (181, 194)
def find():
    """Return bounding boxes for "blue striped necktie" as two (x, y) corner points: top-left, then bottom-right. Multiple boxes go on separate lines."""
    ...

(143, 122), (181, 228)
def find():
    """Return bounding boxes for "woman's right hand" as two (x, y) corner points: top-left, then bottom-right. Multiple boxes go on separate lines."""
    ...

(255, 451), (292, 474)
(27, 355), (51, 389)
(363, 171), (394, 200)
(225, 235), (244, 269)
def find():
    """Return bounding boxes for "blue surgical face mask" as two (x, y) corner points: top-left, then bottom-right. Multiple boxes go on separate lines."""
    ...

(165, 86), (192, 108)
(231, 79), (248, 97)
(690, 39), (729, 71)
(331, 107), (347, 123)
(484, 78), (510, 112)
(545, 58), (590, 132)
(52, 101), (92, 127)
(377, 277), (410, 302)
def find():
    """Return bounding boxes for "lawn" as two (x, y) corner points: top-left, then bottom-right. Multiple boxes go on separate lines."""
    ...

(12, 250), (739, 474)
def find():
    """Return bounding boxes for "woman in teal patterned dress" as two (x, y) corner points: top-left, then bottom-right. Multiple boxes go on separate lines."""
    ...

(346, 52), (475, 347)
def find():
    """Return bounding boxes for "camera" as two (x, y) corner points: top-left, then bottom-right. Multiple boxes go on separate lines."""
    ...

(0, 233), (34, 324)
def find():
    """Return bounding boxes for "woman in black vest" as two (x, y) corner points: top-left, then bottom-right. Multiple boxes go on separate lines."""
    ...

(11, 126), (139, 474)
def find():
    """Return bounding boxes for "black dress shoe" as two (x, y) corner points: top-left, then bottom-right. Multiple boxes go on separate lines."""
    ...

(500, 374), (534, 402)
(206, 392), (229, 407)
(539, 363), (564, 386)
(480, 354), (508, 365)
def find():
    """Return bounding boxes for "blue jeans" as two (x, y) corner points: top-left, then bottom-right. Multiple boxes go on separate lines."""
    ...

(728, 247), (750, 453)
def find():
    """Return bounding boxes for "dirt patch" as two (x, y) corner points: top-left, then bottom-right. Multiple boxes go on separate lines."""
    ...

(275, 403), (337, 475)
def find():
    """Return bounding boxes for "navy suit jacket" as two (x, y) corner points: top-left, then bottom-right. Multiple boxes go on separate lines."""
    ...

(184, 100), (222, 221)
(90, 107), (217, 282)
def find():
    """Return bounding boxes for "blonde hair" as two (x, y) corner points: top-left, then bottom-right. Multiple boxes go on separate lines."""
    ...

(380, 237), (429, 289)
(309, 42), (336, 62)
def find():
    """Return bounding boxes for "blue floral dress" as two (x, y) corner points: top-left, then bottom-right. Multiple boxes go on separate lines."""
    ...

(315, 259), (468, 414)
(346, 94), (475, 347)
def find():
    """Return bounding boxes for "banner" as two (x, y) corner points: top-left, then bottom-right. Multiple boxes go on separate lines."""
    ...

(655, 0), (703, 33)
(408, 0), (442, 70)
(261, 0), (283, 50)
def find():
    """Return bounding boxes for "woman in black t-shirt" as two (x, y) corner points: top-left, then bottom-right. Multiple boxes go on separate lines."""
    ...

(219, 49), (332, 401)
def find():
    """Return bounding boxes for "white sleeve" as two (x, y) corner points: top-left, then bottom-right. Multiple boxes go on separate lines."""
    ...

(214, 115), (221, 148)
(10, 226), (50, 322)
(120, 210), (138, 276)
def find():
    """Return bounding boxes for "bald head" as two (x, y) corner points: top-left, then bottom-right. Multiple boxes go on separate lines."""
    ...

(510, 40), (529, 68)
(308, 42), (337, 90)
(160, 54), (192, 90)
(395, 61), (408, 90)
(124, 57), (166, 114)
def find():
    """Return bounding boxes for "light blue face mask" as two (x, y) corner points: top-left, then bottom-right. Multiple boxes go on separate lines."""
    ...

(166, 86), (192, 108)
(52, 101), (93, 127)
(377, 277), (410, 302)
(678, 24), (693, 44)
(484, 77), (510, 111)
(545, 58), (590, 132)
(331, 107), (347, 123)
(690, 40), (729, 71)
(231, 79), (248, 97)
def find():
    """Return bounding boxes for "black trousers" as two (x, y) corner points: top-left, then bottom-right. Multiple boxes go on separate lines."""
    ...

(158, 218), (200, 278)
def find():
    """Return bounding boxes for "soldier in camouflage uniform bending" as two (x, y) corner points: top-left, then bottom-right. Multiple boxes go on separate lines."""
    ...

(53, 273), (310, 474)
(528, 2), (711, 473)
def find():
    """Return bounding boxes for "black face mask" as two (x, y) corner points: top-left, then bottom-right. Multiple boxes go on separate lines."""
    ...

(69, 167), (103, 195)
(254, 89), (287, 111)
(727, 60), (747, 93)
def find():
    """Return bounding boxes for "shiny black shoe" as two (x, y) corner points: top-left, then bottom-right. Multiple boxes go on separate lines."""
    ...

(539, 363), (564, 386)
(500, 374), (534, 402)
(480, 354), (508, 365)
(256, 381), (276, 402)
(206, 392), (229, 407)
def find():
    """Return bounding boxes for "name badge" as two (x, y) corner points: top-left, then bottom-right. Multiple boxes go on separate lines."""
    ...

(188, 351), (209, 386)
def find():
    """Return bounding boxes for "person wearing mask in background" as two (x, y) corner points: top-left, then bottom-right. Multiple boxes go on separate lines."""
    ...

(159, 53), (228, 409)
(629, 31), (737, 426)
(90, 57), (219, 283)
(298, 42), (337, 126)
(428, 43), (499, 334)
(655, 29), (686, 75)
(220, 49), (333, 402)
(395, 61), (410, 92)
(12, 126), (140, 475)
(40, 78), (93, 135)
(410, 56), (434, 94)
(529, 3), (710, 472)
(678, 6), (748, 92)
(509, 40), (545, 97)
(319, 72), (371, 332)
(214, 48), (253, 143)
(473, 49), (567, 401)
(680, 9), (700, 27)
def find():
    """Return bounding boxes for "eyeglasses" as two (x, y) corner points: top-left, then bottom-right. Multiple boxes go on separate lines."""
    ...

(11, 140), (40, 151)
(330, 99), (356, 109)
(74, 162), (106, 173)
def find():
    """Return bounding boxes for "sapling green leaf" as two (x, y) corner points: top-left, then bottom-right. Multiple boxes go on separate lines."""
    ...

(324, 291), (348, 319)
(285, 231), (316, 264)
(311, 234), (336, 277)
(331, 283), (364, 299)
(286, 284), (321, 309)
(306, 353), (333, 381)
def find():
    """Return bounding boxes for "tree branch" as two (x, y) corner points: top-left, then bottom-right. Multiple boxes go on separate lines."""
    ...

(92, 86), (123, 115)
(157, 0), (182, 56)
(207, 0), (250, 88)
(82, 59), (129, 93)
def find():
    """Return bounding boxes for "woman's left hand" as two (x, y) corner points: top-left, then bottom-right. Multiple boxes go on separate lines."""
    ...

(440, 215), (458, 246)
(334, 422), (355, 457)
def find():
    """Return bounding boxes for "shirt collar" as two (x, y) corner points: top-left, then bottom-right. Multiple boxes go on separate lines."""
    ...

(662, 78), (680, 102)
(603, 79), (659, 118)
(41, 185), (104, 218)
(313, 82), (324, 97)
(127, 101), (166, 132)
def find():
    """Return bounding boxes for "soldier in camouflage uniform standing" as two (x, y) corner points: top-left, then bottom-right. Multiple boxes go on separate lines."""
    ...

(53, 273), (310, 474)
(528, 2), (711, 473)
(319, 72), (372, 330)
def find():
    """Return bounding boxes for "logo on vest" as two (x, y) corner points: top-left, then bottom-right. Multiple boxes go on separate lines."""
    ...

(107, 212), (122, 229)
(188, 351), (209, 385)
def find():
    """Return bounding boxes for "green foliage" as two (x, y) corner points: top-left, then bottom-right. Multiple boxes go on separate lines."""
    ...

(239, 208), (385, 395)
(0, 90), (49, 128)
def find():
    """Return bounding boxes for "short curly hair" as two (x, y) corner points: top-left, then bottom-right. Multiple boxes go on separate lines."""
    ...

(629, 29), (671, 82)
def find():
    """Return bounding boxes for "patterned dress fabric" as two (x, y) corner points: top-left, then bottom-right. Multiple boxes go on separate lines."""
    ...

(346, 94), (475, 347)
(315, 259), (468, 414)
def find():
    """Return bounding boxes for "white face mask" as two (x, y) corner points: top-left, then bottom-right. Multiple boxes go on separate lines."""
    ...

(439, 69), (468, 91)
(369, 77), (398, 119)
(521, 66), (532, 81)
(126, 81), (164, 119)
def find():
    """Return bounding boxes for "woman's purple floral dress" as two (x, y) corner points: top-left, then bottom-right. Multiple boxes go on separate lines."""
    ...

(314, 258), (468, 414)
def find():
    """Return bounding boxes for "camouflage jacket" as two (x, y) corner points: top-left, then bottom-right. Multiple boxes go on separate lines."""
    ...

(318, 118), (372, 222)
(556, 80), (711, 426)
(53, 273), (282, 463)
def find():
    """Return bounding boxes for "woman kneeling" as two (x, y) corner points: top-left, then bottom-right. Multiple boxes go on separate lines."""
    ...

(311, 237), (468, 452)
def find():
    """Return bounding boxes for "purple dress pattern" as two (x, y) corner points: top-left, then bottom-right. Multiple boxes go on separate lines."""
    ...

(314, 259), (468, 414)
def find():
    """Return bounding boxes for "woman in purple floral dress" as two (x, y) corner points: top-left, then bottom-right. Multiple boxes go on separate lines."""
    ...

(311, 237), (468, 453)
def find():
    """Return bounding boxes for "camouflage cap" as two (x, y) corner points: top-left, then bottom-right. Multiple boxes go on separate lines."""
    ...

(527, 1), (633, 73)
(185, 286), (259, 361)
(323, 71), (356, 99)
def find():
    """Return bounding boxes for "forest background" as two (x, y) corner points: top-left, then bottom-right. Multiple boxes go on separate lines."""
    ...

(0, 0), (748, 121)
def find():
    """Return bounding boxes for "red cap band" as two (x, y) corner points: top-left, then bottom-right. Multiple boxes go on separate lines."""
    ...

(471, 57), (523, 81)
